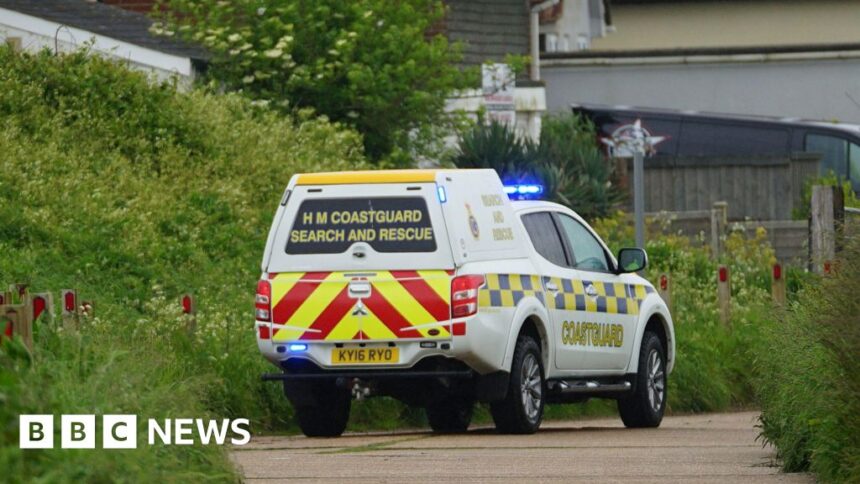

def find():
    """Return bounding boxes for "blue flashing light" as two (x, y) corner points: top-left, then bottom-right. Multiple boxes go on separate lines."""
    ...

(437, 185), (447, 203)
(288, 343), (308, 352)
(503, 184), (544, 199)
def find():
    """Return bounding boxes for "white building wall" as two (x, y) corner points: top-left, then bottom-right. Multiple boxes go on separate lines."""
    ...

(0, 7), (194, 86)
(542, 54), (860, 123)
(446, 87), (547, 142)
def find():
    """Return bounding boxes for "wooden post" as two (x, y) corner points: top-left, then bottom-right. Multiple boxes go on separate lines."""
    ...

(710, 201), (728, 259)
(181, 294), (196, 334)
(0, 284), (34, 349)
(810, 185), (844, 274)
(771, 263), (786, 306)
(656, 273), (673, 315)
(717, 265), (731, 326)
(3, 305), (32, 349)
(61, 289), (79, 331)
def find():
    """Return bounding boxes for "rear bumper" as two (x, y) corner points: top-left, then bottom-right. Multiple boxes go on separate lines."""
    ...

(256, 312), (509, 374)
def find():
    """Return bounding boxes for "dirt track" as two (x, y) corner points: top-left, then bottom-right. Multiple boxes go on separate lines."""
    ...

(231, 411), (810, 483)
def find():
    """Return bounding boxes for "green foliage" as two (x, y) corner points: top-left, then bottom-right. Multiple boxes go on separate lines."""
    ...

(793, 171), (860, 220)
(592, 213), (802, 413)
(0, 46), (367, 479)
(158, 0), (469, 161)
(537, 113), (623, 218)
(452, 115), (622, 219)
(757, 231), (860, 482)
(451, 120), (542, 183)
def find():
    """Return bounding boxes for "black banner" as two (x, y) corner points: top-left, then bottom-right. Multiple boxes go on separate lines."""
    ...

(286, 197), (436, 254)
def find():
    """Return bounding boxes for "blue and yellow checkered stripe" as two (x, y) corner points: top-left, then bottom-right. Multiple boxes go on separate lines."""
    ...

(477, 274), (654, 314)
(479, 274), (545, 307)
(543, 277), (654, 315)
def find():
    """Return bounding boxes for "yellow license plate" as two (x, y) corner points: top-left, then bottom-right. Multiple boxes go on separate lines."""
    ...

(331, 347), (399, 365)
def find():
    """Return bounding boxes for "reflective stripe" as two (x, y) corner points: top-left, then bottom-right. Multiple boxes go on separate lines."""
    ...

(295, 170), (438, 185)
(270, 270), (451, 341)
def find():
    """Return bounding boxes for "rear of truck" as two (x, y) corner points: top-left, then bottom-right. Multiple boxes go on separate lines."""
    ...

(254, 169), (541, 436)
(255, 170), (493, 376)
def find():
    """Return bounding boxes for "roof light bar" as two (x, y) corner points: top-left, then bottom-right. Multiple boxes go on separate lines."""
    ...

(503, 184), (544, 199)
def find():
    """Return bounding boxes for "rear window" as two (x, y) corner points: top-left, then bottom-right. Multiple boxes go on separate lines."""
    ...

(285, 197), (436, 254)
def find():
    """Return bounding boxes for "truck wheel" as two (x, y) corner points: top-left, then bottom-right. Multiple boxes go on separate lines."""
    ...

(490, 335), (545, 434)
(617, 331), (666, 428)
(294, 382), (351, 437)
(426, 397), (474, 433)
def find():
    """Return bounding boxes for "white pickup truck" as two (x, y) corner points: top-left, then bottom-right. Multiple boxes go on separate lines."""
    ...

(256, 169), (675, 436)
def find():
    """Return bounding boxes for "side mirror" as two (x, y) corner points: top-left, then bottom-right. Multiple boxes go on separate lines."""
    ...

(617, 248), (648, 274)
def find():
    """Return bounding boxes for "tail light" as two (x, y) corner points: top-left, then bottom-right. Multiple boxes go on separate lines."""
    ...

(255, 280), (272, 322)
(451, 275), (484, 318)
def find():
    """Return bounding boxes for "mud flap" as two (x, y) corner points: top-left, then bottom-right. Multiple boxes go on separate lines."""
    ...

(476, 371), (510, 403)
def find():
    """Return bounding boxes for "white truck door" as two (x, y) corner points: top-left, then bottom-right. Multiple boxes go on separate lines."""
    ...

(552, 213), (638, 371)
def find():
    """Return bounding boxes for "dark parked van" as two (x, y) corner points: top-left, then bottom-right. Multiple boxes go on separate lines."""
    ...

(572, 103), (860, 192)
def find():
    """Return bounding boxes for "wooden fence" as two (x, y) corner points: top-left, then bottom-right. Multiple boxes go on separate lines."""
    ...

(623, 153), (820, 221)
(644, 186), (853, 268)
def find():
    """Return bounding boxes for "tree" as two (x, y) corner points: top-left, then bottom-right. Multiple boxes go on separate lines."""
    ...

(157, 0), (469, 161)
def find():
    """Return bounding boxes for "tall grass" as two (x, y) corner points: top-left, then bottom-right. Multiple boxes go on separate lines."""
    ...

(758, 228), (860, 482)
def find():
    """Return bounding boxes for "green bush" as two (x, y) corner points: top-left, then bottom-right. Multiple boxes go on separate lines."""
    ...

(159, 0), (469, 161)
(592, 213), (790, 413)
(0, 46), (367, 480)
(537, 113), (623, 218)
(452, 115), (621, 219)
(757, 230), (860, 482)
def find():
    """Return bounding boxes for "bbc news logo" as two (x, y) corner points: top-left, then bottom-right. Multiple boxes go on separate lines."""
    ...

(19, 415), (251, 449)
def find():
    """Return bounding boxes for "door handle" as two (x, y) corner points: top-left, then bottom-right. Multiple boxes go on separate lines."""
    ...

(545, 282), (559, 292)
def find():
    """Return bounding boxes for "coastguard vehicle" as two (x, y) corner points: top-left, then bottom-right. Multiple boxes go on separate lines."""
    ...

(256, 169), (675, 436)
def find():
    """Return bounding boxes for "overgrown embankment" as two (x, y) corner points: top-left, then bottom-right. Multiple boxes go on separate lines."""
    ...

(0, 46), (365, 481)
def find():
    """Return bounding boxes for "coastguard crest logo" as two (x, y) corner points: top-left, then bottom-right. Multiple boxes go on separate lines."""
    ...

(465, 203), (480, 240)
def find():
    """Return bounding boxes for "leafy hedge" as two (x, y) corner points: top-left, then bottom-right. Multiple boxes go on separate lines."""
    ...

(0, 46), (366, 481)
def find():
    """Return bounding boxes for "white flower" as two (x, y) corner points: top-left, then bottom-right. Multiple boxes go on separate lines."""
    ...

(228, 33), (242, 42)
(242, 75), (255, 84)
(264, 48), (283, 58)
(257, 7), (266, 15)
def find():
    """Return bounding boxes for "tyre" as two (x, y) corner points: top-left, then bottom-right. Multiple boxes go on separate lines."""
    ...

(617, 331), (667, 428)
(294, 382), (351, 437)
(490, 335), (545, 434)
(426, 397), (474, 433)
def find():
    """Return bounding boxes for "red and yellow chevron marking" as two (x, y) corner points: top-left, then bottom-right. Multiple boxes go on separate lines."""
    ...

(269, 270), (453, 342)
